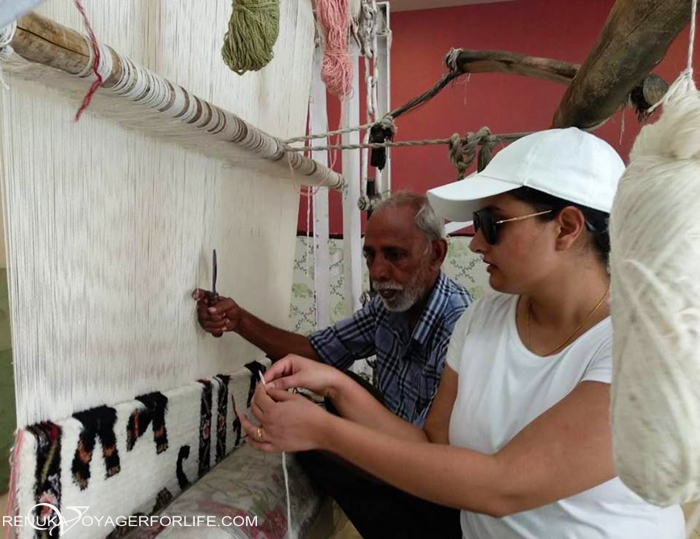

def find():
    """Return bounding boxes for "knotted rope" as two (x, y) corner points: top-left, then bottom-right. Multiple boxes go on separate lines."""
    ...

(448, 127), (495, 179)
(285, 47), (466, 144)
(283, 46), (522, 178)
(286, 127), (527, 179)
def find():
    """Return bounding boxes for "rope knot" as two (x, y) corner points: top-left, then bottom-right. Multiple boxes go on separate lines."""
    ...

(358, 0), (379, 58)
(444, 48), (462, 74)
(448, 133), (474, 179)
(448, 127), (495, 179)
(378, 115), (397, 136)
(0, 22), (17, 90)
(0, 21), (17, 52)
(475, 127), (495, 172)
(369, 115), (397, 170)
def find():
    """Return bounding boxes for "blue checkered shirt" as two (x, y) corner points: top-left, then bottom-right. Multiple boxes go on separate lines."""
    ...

(309, 272), (472, 425)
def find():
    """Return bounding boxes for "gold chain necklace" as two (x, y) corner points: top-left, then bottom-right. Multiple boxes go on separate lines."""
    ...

(526, 287), (610, 356)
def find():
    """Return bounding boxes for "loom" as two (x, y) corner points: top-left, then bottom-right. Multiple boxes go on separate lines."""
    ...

(0, 1), (348, 537)
(0, 0), (397, 536)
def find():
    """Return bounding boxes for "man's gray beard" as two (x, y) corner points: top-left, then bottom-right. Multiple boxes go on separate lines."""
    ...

(373, 278), (428, 313)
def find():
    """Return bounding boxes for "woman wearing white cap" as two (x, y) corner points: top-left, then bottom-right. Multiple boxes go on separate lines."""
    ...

(241, 128), (684, 538)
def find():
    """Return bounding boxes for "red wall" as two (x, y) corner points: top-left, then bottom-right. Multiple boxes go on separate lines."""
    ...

(298, 0), (699, 235)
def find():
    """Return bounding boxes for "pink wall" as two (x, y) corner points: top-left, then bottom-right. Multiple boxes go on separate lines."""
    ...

(298, 0), (699, 234)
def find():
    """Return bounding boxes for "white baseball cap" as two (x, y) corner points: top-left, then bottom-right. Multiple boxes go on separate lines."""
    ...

(427, 127), (625, 222)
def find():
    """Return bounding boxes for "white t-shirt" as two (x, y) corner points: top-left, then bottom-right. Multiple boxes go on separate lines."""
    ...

(447, 293), (684, 539)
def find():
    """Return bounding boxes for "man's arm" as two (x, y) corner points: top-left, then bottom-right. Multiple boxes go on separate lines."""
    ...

(192, 289), (320, 362)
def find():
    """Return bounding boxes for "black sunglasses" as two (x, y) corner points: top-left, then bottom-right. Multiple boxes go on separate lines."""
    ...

(473, 208), (553, 245)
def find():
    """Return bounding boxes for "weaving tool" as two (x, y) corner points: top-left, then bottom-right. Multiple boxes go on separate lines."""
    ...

(210, 249), (219, 304)
(210, 249), (223, 338)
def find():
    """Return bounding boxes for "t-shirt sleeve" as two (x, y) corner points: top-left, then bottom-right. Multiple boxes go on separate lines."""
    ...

(581, 330), (614, 384)
(308, 299), (378, 370)
(446, 305), (474, 372)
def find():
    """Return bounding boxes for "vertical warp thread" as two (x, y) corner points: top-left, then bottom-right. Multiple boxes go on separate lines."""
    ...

(3, 0), (315, 426)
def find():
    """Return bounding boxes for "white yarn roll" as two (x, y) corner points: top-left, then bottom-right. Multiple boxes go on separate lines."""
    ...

(610, 80), (700, 506)
(77, 38), (113, 82)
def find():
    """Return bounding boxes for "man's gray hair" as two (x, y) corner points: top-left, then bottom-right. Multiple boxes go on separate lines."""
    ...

(373, 192), (446, 241)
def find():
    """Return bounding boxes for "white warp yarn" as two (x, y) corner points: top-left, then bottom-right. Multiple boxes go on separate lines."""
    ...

(610, 76), (700, 506)
(0, 0), (315, 427)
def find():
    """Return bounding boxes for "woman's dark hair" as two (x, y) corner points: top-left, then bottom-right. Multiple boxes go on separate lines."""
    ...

(509, 187), (610, 265)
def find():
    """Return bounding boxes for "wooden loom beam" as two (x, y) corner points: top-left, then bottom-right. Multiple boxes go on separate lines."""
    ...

(8, 12), (343, 190)
(552, 0), (692, 129)
(452, 48), (670, 121)
(453, 49), (580, 85)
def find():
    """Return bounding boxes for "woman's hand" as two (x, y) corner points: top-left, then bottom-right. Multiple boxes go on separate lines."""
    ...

(240, 383), (333, 453)
(264, 354), (346, 399)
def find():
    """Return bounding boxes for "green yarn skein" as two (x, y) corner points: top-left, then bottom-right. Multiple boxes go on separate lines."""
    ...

(222, 0), (280, 75)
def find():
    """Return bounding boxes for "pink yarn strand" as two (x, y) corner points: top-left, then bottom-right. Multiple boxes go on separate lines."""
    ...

(316, 0), (353, 99)
(74, 0), (103, 121)
(3, 430), (24, 539)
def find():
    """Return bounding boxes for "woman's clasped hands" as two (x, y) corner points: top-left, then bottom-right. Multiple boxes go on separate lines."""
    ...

(239, 354), (342, 453)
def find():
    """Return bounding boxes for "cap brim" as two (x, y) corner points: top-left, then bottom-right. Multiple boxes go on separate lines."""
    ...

(427, 173), (518, 222)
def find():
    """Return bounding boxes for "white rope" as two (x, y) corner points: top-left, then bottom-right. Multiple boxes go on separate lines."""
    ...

(282, 451), (295, 539)
(258, 372), (295, 539)
(647, 2), (697, 114)
(0, 21), (17, 90)
(306, 188), (313, 278)
(684, 5), (700, 525)
(688, 0), (697, 74)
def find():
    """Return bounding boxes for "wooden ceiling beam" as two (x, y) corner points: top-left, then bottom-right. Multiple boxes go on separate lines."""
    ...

(552, 0), (692, 129)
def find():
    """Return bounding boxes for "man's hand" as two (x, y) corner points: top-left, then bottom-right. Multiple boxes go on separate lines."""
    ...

(192, 288), (242, 338)
(191, 291), (320, 362)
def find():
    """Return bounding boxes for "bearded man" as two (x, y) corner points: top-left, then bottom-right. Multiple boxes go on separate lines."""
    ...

(193, 192), (471, 539)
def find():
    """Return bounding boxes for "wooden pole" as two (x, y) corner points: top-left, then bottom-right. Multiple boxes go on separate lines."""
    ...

(7, 12), (343, 190)
(454, 49), (580, 85)
(452, 48), (668, 118)
(552, 0), (692, 129)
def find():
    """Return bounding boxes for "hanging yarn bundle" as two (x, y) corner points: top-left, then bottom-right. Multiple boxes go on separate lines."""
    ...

(222, 0), (280, 75)
(315, 0), (353, 99)
(609, 3), (700, 507)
